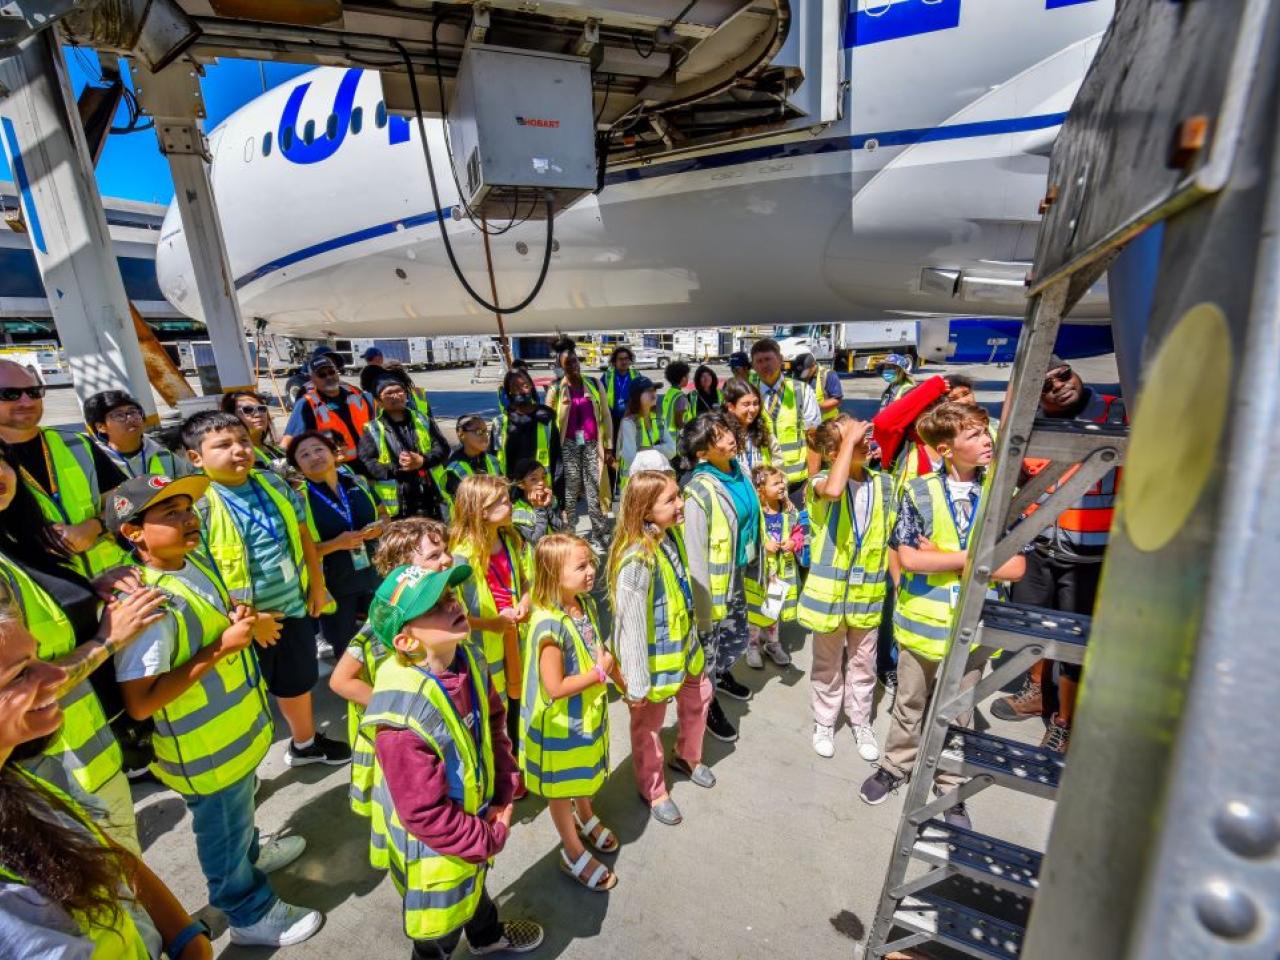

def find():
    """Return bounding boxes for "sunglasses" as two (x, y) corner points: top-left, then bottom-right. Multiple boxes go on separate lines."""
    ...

(1042, 367), (1073, 393)
(312, 365), (338, 377)
(106, 408), (144, 423)
(0, 386), (46, 401)
(237, 404), (268, 415)
(461, 424), (491, 435)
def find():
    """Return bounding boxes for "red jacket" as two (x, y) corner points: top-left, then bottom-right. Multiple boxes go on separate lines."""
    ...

(871, 376), (948, 469)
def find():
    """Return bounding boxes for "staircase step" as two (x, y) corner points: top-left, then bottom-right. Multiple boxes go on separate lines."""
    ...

(893, 892), (1026, 959)
(980, 599), (1090, 664)
(938, 726), (1065, 800)
(912, 820), (1042, 897)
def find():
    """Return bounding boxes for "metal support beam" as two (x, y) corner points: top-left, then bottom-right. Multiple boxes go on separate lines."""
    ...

(129, 56), (252, 394)
(0, 31), (156, 418)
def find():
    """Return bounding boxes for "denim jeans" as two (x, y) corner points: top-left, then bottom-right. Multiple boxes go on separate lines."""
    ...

(185, 773), (276, 927)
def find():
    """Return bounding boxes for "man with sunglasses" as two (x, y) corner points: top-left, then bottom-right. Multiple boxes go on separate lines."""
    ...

(0, 360), (129, 576)
(84, 390), (194, 480)
(991, 356), (1127, 754)
(281, 348), (375, 474)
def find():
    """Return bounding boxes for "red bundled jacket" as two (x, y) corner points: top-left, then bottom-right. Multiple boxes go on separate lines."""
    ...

(871, 375), (948, 473)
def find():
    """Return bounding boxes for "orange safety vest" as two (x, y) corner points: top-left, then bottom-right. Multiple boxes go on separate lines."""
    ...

(303, 386), (373, 458)
(1022, 392), (1126, 550)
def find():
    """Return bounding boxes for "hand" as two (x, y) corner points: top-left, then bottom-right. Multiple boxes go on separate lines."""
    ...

(335, 530), (365, 551)
(594, 649), (615, 677)
(529, 485), (552, 508)
(91, 566), (143, 601)
(98, 588), (167, 651)
(498, 606), (522, 624)
(54, 519), (103, 555)
(362, 522), (384, 540)
(218, 618), (257, 656)
(916, 536), (937, 552)
(496, 804), (514, 829)
(765, 539), (782, 555)
(307, 584), (329, 618)
(399, 451), (425, 470)
(251, 611), (283, 646)
(842, 417), (870, 445)
(513, 595), (531, 623)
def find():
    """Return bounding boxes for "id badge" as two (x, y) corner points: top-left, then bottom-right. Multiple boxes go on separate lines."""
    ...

(949, 583), (962, 609)
(746, 539), (758, 564)
(575, 430), (586, 447)
(352, 547), (370, 571)
(279, 559), (299, 587)
(848, 567), (866, 586)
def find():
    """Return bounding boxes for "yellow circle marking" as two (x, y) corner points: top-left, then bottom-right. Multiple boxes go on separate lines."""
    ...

(1124, 301), (1231, 552)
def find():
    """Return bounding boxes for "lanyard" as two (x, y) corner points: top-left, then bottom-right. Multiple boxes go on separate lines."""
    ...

(414, 657), (486, 801)
(847, 477), (873, 557)
(221, 478), (281, 542)
(307, 479), (354, 529)
(940, 475), (979, 550)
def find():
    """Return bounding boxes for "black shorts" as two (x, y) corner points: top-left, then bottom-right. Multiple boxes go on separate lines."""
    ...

(255, 615), (319, 698)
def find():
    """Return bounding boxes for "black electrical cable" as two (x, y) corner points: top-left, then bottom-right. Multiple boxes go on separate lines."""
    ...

(393, 39), (555, 316)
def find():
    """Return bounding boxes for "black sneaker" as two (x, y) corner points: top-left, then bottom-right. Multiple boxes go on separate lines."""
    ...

(859, 767), (904, 805)
(943, 802), (973, 831)
(468, 919), (544, 955)
(716, 672), (751, 702)
(285, 732), (352, 768)
(705, 698), (738, 743)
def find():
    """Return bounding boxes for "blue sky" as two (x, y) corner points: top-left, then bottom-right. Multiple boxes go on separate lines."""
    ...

(0, 49), (310, 204)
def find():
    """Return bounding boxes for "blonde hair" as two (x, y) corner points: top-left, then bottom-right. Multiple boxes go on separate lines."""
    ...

(448, 474), (512, 557)
(373, 517), (449, 575)
(916, 401), (990, 449)
(531, 533), (594, 609)
(607, 470), (676, 588)
(808, 414), (850, 462)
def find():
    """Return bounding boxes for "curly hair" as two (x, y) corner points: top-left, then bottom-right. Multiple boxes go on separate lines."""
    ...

(373, 517), (449, 575)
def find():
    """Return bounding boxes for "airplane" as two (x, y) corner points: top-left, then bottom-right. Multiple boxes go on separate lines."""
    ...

(155, 0), (1116, 354)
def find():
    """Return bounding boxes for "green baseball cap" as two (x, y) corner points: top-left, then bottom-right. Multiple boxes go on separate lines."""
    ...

(368, 564), (472, 645)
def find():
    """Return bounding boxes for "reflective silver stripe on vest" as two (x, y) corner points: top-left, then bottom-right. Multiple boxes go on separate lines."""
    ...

(651, 669), (685, 690)
(797, 593), (883, 619)
(893, 607), (951, 641)
(401, 868), (482, 911)
(155, 671), (264, 739)
(900, 576), (951, 603)
(807, 562), (887, 585)
(59, 679), (95, 710)
(152, 715), (271, 780)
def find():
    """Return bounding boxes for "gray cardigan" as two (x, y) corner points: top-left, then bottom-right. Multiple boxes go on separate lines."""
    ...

(683, 472), (764, 634)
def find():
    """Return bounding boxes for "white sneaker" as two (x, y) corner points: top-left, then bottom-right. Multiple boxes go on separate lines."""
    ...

(763, 640), (791, 667)
(812, 723), (835, 759)
(255, 835), (306, 874)
(230, 899), (322, 947)
(315, 637), (335, 660)
(854, 723), (880, 762)
(745, 644), (764, 669)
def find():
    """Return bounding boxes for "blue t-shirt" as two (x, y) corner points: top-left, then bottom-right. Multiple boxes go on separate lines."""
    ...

(693, 460), (760, 565)
(205, 474), (308, 618)
(764, 511), (785, 545)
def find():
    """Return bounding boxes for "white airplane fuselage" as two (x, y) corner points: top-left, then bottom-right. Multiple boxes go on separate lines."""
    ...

(155, 0), (1115, 338)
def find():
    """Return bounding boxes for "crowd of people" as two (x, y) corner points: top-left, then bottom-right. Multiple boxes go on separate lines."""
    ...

(0, 339), (1123, 958)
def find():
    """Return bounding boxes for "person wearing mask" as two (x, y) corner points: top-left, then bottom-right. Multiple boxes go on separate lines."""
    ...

(492, 370), (565, 508)
(83, 391), (192, 480)
(749, 339), (821, 504)
(691, 365), (722, 417)
(444, 415), (502, 506)
(990, 358), (1126, 753)
(543, 348), (611, 550)
(221, 391), (288, 475)
(727, 352), (752, 384)
(878, 354), (916, 409)
(0, 614), (215, 960)
(357, 378), (450, 520)
(792, 353), (843, 422)
(0, 360), (128, 578)
(281, 351), (375, 471)
(357, 346), (385, 395)
(680, 413), (763, 745)
(496, 358), (539, 412)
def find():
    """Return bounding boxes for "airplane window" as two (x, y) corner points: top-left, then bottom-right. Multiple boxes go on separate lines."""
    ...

(326, 113), (338, 140)
(262, 131), (272, 157)
(282, 126), (294, 150)
(351, 106), (363, 135)
(303, 119), (315, 145)
(375, 101), (387, 129)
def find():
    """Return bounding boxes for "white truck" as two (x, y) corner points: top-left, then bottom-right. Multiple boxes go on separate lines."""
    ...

(773, 322), (918, 372)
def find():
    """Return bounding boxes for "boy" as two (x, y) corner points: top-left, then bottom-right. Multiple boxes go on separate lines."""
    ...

(362, 564), (543, 959)
(859, 402), (1026, 827)
(444, 414), (502, 504)
(84, 389), (194, 479)
(509, 457), (568, 546)
(180, 410), (351, 767)
(107, 474), (323, 947)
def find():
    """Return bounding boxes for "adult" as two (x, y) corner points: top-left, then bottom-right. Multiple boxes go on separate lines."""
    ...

(0, 360), (128, 578)
(83, 391), (192, 480)
(748, 339), (821, 501)
(0, 615), (214, 960)
(379, 360), (434, 419)
(543, 348), (611, 549)
(290, 432), (383, 659)
(691, 365), (721, 417)
(792, 352), (843, 422)
(357, 378), (450, 520)
(878, 353), (915, 409)
(0, 439), (165, 854)
(496, 358), (539, 412)
(601, 346), (636, 442)
(492, 370), (564, 506)
(617, 377), (675, 487)
(661, 361), (692, 436)
(721, 378), (780, 472)
(221, 390), (287, 475)
(357, 346), (385, 395)
(445, 415), (502, 505)
(281, 351), (375, 471)
(991, 358), (1126, 753)
(680, 413), (762, 744)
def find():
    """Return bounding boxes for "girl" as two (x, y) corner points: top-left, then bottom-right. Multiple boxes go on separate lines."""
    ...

(616, 376), (675, 487)
(330, 517), (452, 817)
(721, 378), (781, 471)
(449, 474), (533, 739)
(289, 431), (384, 659)
(520, 534), (618, 891)
(510, 458), (568, 547)
(799, 416), (894, 761)
(492, 370), (563, 502)
(745, 464), (801, 670)
(691, 365), (721, 417)
(222, 390), (287, 476)
(610, 471), (713, 827)
(680, 413), (762, 745)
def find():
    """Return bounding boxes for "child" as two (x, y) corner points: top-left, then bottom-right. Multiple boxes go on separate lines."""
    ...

(180, 411), (351, 768)
(330, 517), (452, 817)
(107, 474), (323, 948)
(746, 464), (800, 669)
(448, 474), (533, 730)
(510, 457), (568, 547)
(83, 389), (194, 479)
(799, 416), (895, 761)
(520, 534), (617, 891)
(859, 403), (1026, 828)
(361, 564), (543, 957)
(616, 376), (675, 488)
(443, 414), (501, 506)
(609, 470), (713, 827)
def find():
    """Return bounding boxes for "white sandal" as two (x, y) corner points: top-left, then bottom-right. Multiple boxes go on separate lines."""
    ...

(558, 848), (617, 892)
(574, 813), (619, 854)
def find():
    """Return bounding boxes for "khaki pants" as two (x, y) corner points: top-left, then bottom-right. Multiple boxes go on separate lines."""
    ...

(881, 645), (988, 790)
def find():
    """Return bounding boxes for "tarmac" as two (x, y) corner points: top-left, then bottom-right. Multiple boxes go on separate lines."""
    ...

(43, 355), (1120, 959)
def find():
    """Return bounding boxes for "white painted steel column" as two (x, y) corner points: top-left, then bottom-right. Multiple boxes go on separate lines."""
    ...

(0, 31), (156, 416)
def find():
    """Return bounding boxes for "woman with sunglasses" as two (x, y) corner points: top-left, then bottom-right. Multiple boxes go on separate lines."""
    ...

(221, 391), (288, 476)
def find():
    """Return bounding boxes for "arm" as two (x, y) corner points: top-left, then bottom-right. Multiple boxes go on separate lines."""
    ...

(129, 853), (212, 960)
(50, 589), (168, 698)
(329, 649), (373, 707)
(656, 422), (677, 459)
(594, 380), (613, 451)
(537, 638), (607, 701)
(672, 394), (690, 431)
(612, 559), (653, 700)
(617, 418), (638, 468)
(315, 528), (367, 557)
(279, 402), (311, 449)
(798, 381), (822, 431)
(819, 371), (843, 415)
(897, 543), (968, 574)
(682, 494), (714, 633)
(548, 423), (566, 505)
(812, 422), (860, 499)
(994, 554), (1026, 582)
(298, 525), (328, 616)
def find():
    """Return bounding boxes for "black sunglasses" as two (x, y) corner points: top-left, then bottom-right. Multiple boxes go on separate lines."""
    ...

(1042, 367), (1073, 393)
(0, 386), (46, 401)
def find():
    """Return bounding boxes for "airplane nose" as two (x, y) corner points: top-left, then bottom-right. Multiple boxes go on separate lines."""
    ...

(155, 198), (204, 322)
